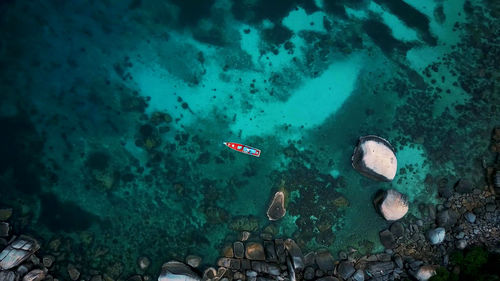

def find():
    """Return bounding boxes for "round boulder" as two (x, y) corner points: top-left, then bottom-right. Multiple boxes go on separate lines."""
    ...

(267, 191), (286, 221)
(374, 189), (409, 221)
(427, 227), (445, 245)
(352, 135), (397, 181)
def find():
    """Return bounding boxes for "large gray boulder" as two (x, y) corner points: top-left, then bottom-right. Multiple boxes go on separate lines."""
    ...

(158, 261), (201, 281)
(0, 235), (40, 270)
(374, 189), (409, 221)
(352, 135), (397, 181)
(267, 191), (286, 221)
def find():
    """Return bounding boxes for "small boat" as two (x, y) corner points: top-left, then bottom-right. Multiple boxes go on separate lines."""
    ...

(223, 142), (261, 157)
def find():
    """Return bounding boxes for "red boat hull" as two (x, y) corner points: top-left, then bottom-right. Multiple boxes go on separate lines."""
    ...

(224, 142), (261, 157)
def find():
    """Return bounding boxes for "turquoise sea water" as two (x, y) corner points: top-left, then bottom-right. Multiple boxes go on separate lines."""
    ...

(0, 0), (498, 279)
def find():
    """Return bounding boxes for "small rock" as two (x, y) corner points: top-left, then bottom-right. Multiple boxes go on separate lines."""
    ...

(202, 268), (216, 280)
(127, 275), (143, 281)
(68, 264), (80, 281)
(352, 269), (365, 281)
(351, 135), (398, 181)
(186, 255), (201, 268)
(337, 261), (355, 279)
(374, 189), (409, 221)
(379, 229), (396, 249)
(159, 261), (201, 281)
(43, 255), (55, 268)
(389, 222), (405, 237)
(245, 242), (265, 260)
(456, 239), (467, 250)
(246, 270), (257, 277)
(338, 251), (348, 260)
(239, 231), (251, 241)
(267, 191), (286, 221)
(394, 255), (403, 269)
(138, 257), (151, 270)
(304, 267), (315, 280)
(438, 186), (453, 199)
(427, 227), (445, 245)
(437, 209), (459, 228)
(315, 251), (334, 271)
(315, 269), (324, 277)
(0, 208), (13, 221)
(17, 264), (30, 276)
(222, 245), (234, 258)
(464, 212), (476, 223)
(303, 252), (316, 266)
(485, 203), (496, 212)
(454, 179), (474, 194)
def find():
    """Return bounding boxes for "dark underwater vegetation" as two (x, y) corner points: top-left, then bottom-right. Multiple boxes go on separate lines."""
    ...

(0, 0), (499, 281)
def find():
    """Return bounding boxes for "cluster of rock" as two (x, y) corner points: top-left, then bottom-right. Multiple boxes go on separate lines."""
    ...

(158, 229), (445, 281)
(377, 178), (499, 278)
(0, 208), (48, 281)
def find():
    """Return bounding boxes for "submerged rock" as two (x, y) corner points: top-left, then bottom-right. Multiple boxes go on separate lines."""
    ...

(266, 191), (286, 221)
(158, 261), (201, 281)
(0, 235), (40, 270)
(374, 189), (409, 221)
(427, 227), (445, 245)
(68, 264), (80, 281)
(185, 255), (201, 268)
(454, 179), (474, 194)
(0, 208), (13, 221)
(138, 256), (151, 270)
(352, 135), (397, 181)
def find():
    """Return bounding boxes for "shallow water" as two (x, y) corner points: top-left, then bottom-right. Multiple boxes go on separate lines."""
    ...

(0, 0), (498, 278)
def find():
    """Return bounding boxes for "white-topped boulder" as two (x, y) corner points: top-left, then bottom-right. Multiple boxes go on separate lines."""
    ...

(374, 189), (409, 221)
(352, 135), (397, 181)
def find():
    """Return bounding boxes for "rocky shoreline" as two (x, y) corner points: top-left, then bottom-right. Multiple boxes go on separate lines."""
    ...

(1, 130), (499, 281)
